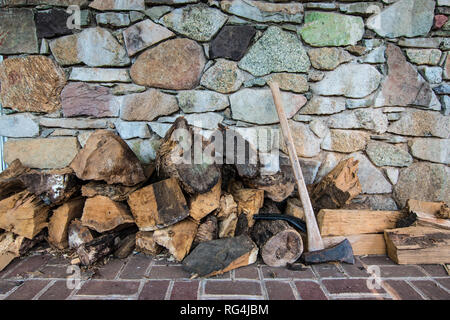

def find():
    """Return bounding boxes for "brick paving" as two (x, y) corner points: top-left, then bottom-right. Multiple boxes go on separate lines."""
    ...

(0, 252), (448, 300)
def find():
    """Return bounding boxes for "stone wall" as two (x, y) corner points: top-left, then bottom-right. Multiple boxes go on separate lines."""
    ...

(0, 0), (449, 209)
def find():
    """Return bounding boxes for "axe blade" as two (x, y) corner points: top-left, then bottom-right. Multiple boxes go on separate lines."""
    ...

(301, 239), (355, 265)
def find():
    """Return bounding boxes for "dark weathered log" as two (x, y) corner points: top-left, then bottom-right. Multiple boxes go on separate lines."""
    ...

(135, 231), (163, 255)
(114, 233), (136, 259)
(193, 215), (218, 248)
(156, 117), (221, 194)
(183, 235), (259, 278)
(189, 178), (221, 221)
(68, 219), (95, 249)
(251, 219), (303, 267)
(0, 159), (29, 201)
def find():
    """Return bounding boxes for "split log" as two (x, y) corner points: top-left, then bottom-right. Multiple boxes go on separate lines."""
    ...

(216, 194), (238, 238)
(183, 235), (259, 278)
(438, 204), (450, 219)
(68, 219), (95, 249)
(310, 158), (362, 210)
(285, 197), (305, 220)
(0, 191), (49, 239)
(251, 220), (303, 267)
(81, 195), (134, 233)
(323, 234), (386, 256)
(189, 178), (221, 221)
(153, 219), (198, 261)
(127, 177), (189, 231)
(384, 227), (450, 264)
(231, 188), (264, 234)
(48, 198), (85, 249)
(0, 231), (44, 271)
(82, 181), (146, 202)
(135, 231), (163, 255)
(317, 209), (404, 237)
(193, 215), (218, 248)
(0, 159), (29, 201)
(114, 233), (136, 259)
(77, 226), (137, 266)
(156, 117), (221, 194)
(405, 199), (450, 230)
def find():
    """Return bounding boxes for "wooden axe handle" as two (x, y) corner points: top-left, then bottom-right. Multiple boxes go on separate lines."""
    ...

(268, 81), (324, 252)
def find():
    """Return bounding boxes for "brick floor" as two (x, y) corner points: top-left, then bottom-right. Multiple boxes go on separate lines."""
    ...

(0, 253), (448, 300)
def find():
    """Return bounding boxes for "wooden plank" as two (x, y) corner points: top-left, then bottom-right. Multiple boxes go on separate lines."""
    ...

(317, 209), (403, 237)
(189, 178), (221, 221)
(406, 199), (450, 230)
(384, 227), (450, 265)
(323, 234), (386, 255)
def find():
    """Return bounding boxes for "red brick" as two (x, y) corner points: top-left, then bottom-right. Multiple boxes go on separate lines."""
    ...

(0, 280), (21, 294)
(419, 265), (448, 277)
(76, 280), (140, 296)
(148, 265), (191, 280)
(0, 257), (23, 279)
(322, 279), (386, 294)
(312, 264), (345, 278)
(5, 255), (50, 279)
(264, 281), (296, 300)
(139, 280), (170, 300)
(170, 281), (199, 300)
(411, 280), (450, 300)
(261, 266), (316, 280)
(379, 265), (427, 278)
(359, 255), (396, 266)
(119, 254), (152, 279)
(383, 280), (424, 300)
(341, 259), (370, 278)
(294, 281), (327, 300)
(234, 266), (259, 279)
(39, 265), (70, 279)
(5, 280), (50, 300)
(38, 280), (73, 300)
(93, 259), (127, 280)
(435, 278), (450, 290)
(204, 280), (263, 296)
(46, 256), (69, 266)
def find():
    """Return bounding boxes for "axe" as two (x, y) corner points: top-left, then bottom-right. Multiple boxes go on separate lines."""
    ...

(268, 81), (354, 265)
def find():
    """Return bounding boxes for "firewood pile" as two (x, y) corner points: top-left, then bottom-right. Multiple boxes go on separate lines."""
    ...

(0, 117), (448, 276)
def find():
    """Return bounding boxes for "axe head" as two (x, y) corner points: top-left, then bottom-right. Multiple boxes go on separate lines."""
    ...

(301, 239), (355, 265)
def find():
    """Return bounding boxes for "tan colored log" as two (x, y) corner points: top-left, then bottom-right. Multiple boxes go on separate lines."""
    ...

(189, 178), (221, 221)
(0, 191), (49, 239)
(48, 198), (85, 249)
(0, 232), (43, 271)
(0, 159), (28, 201)
(215, 194), (238, 238)
(68, 219), (95, 249)
(193, 215), (218, 247)
(128, 177), (189, 231)
(438, 205), (450, 219)
(135, 231), (162, 255)
(406, 199), (450, 230)
(317, 209), (403, 237)
(384, 227), (450, 264)
(153, 219), (198, 261)
(285, 197), (305, 220)
(323, 234), (386, 255)
(231, 188), (264, 229)
(81, 195), (134, 233)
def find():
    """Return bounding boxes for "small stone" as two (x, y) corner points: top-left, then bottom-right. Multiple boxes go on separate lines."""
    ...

(111, 83), (146, 95)
(0, 8), (38, 54)
(0, 114), (39, 138)
(359, 45), (386, 64)
(434, 83), (450, 95)
(434, 15), (449, 29)
(418, 66), (443, 84)
(366, 0), (435, 38)
(345, 96), (375, 109)
(321, 130), (370, 153)
(61, 82), (119, 118)
(387, 113), (402, 121)
(307, 47), (352, 70)
(35, 8), (72, 38)
(126, 138), (162, 164)
(119, 89), (179, 121)
(161, 4), (228, 42)
(384, 168), (399, 185)
(96, 12), (131, 27)
(89, 0), (145, 10)
(308, 69), (325, 82)
(300, 96), (345, 115)
(184, 113), (224, 130)
(293, 114), (314, 123)
(230, 88), (307, 125)
(300, 11), (364, 47)
(130, 38), (206, 90)
(115, 120), (151, 140)
(49, 34), (81, 66)
(280, 121), (321, 158)
(309, 119), (329, 139)
(409, 138), (450, 164)
(441, 95), (450, 115)
(209, 25), (256, 61)
(130, 11), (145, 23)
(69, 68), (131, 83)
(40, 118), (115, 130)
(394, 162), (450, 207)
(339, 2), (383, 16)
(238, 26), (310, 77)
(312, 63), (382, 98)
(78, 131), (93, 148)
(148, 122), (172, 138)
(4, 137), (79, 169)
(326, 108), (388, 134)
(406, 49), (442, 65)
(387, 109), (450, 138)
(366, 141), (413, 167)
(70, 130), (146, 186)
(177, 90), (229, 113)
(123, 19), (174, 56)
(40, 39), (50, 55)
(398, 37), (443, 48)
(0, 55), (66, 113)
(220, 0), (304, 24)
(346, 45), (367, 56)
(200, 59), (246, 94)
(371, 134), (408, 144)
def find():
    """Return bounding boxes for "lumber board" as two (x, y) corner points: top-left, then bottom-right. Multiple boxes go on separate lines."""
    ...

(323, 234), (386, 255)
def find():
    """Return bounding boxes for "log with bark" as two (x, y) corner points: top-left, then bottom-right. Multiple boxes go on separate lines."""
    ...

(384, 226), (450, 264)
(216, 193), (238, 238)
(114, 233), (136, 259)
(68, 219), (95, 249)
(82, 181), (146, 202)
(402, 199), (450, 230)
(251, 219), (303, 267)
(156, 117), (221, 194)
(0, 159), (29, 201)
(183, 234), (259, 278)
(127, 177), (189, 231)
(310, 158), (362, 210)
(0, 231), (44, 271)
(231, 187), (264, 235)
(192, 215), (218, 248)
(135, 231), (162, 255)
(285, 197), (305, 220)
(48, 198), (85, 249)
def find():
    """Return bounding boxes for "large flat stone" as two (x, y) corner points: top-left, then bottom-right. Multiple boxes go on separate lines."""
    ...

(321, 130), (370, 153)
(307, 47), (352, 70)
(0, 8), (38, 54)
(89, 0), (145, 10)
(40, 118), (115, 129)
(409, 138), (450, 164)
(69, 68), (131, 83)
(387, 110), (450, 138)
(238, 26), (310, 77)
(300, 96), (345, 115)
(0, 114), (39, 138)
(177, 90), (229, 113)
(0, 55), (66, 113)
(279, 120), (321, 158)
(130, 38), (206, 90)
(4, 137), (79, 169)
(326, 108), (388, 134)
(49, 34), (81, 66)
(115, 121), (151, 140)
(366, 141), (413, 167)
(209, 25), (256, 61)
(230, 88), (307, 125)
